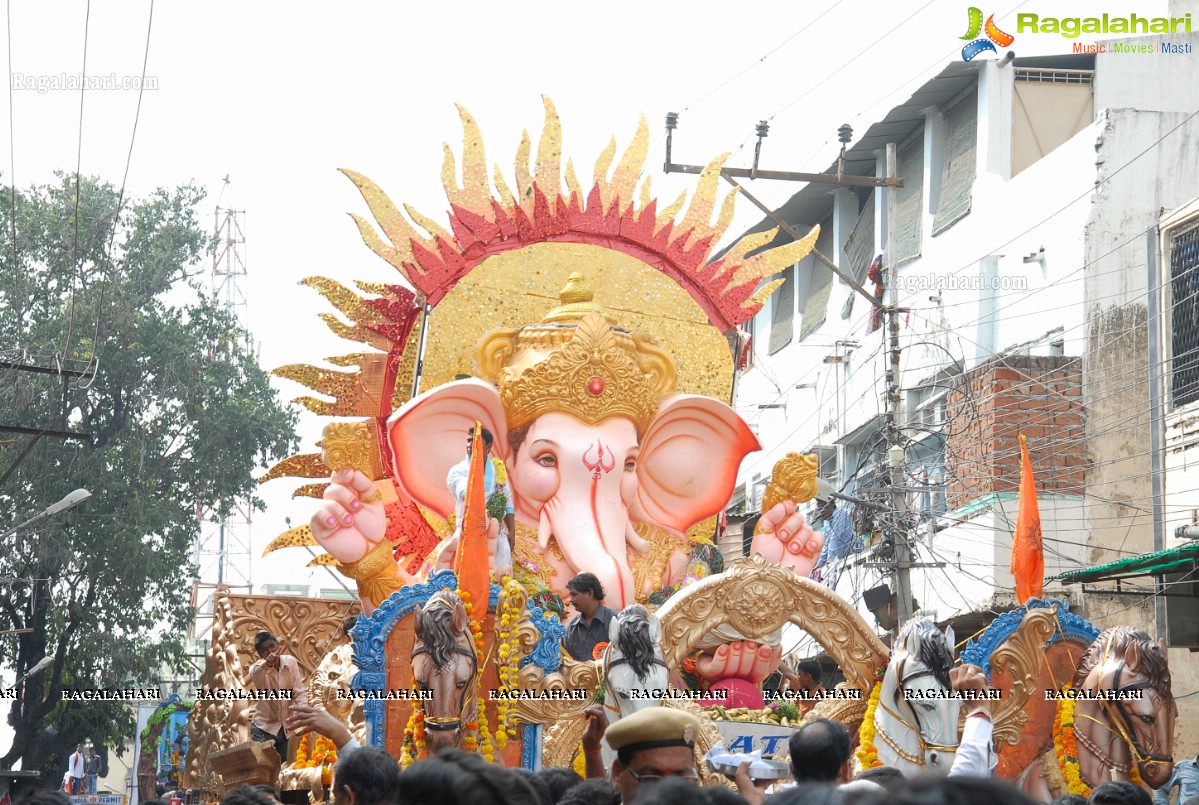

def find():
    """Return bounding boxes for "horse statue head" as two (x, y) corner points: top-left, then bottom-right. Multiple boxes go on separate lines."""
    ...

(1071, 626), (1175, 790)
(602, 604), (669, 719)
(874, 618), (960, 774)
(412, 589), (479, 752)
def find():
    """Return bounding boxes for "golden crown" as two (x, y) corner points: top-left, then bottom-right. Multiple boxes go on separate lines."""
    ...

(475, 275), (676, 436)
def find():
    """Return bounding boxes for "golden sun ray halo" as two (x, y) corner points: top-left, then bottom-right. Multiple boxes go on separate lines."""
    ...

(343, 96), (816, 328)
(260, 95), (817, 566)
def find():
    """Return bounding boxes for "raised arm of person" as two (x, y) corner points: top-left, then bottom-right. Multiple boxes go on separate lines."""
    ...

(286, 704), (353, 750)
(581, 705), (608, 779)
(247, 657), (268, 689)
(948, 664), (997, 778)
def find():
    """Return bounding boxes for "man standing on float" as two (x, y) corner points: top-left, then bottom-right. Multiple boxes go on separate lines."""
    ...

(247, 630), (309, 762)
(563, 572), (617, 662)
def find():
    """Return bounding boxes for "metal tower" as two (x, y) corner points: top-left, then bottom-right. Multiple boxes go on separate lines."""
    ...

(185, 184), (256, 681)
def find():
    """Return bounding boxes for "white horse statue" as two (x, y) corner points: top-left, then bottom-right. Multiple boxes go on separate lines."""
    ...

(601, 603), (670, 719)
(871, 618), (961, 775)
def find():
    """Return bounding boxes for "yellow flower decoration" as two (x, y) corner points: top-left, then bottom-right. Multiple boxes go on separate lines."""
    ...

(1054, 686), (1144, 796)
(399, 708), (427, 769)
(494, 576), (525, 745)
(854, 681), (885, 770)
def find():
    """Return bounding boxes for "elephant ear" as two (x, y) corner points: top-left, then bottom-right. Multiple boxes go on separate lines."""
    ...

(635, 394), (761, 533)
(386, 378), (508, 519)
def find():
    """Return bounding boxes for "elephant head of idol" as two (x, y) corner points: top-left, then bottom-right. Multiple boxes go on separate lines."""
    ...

(386, 274), (759, 609)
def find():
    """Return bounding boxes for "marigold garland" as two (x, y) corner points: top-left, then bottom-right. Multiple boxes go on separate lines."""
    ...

(1053, 686), (1144, 796)
(494, 575), (524, 750)
(476, 700), (496, 763)
(399, 708), (427, 768)
(293, 732), (338, 769)
(854, 681), (885, 770)
(463, 720), (480, 752)
(462, 591), (498, 763)
(592, 642), (609, 661)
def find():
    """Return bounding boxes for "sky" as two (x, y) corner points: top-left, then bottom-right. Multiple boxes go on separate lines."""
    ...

(1, 0), (1186, 601)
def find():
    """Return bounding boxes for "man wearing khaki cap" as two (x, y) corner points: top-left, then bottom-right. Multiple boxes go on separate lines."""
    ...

(603, 708), (702, 804)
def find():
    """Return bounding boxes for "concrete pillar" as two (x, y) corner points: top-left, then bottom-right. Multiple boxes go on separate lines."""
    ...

(975, 60), (1013, 181)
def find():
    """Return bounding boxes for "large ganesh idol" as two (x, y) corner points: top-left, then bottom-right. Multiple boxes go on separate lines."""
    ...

(396, 280), (751, 607)
(263, 99), (829, 697)
(312, 277), (823, 616)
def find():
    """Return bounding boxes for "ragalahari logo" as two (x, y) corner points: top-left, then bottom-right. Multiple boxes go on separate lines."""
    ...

(960, 7), (1015, 61)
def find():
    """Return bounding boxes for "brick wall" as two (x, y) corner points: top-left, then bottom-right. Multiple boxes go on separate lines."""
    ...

(944, 355), (1086, 510)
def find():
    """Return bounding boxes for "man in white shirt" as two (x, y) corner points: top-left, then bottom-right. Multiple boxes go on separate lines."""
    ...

(443, 428), (515, 577)
(947, 663), (998, 778)
(247, 631), (309, 761)
(67, 744), (86, 794)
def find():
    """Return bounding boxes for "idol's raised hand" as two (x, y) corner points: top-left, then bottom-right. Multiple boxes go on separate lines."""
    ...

(694, 640), (782, 684)
(749, 500), (824, 577)
(310, 468), (387, 563)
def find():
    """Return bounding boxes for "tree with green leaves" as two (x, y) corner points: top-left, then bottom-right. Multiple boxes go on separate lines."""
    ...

(0, 173), (298, 781)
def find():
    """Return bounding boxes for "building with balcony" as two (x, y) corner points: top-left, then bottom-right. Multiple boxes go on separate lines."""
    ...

(727, 21), (1199, 751)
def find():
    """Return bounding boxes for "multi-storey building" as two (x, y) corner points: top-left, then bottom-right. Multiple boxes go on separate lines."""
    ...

(727, 22), (1199, 753)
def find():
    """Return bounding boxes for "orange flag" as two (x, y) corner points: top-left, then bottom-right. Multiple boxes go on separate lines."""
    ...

(455, 422), (491, 612)
(1011, 433), (1044, 602)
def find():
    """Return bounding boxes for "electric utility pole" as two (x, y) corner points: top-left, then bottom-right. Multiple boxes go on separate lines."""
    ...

(664, 116), (913, 624)
(884, 143), (915, 624)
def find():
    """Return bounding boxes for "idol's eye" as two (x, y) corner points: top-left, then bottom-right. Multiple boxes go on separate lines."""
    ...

(536, 454), (557, 468)
(624, 458), (637, 472)
(1140, 715), (1155, 725)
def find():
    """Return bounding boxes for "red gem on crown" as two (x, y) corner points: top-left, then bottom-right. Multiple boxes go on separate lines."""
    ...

(586, 376), (605, 396)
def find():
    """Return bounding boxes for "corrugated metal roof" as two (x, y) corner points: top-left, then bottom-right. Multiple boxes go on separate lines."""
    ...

(1048, 540), (1199, 584)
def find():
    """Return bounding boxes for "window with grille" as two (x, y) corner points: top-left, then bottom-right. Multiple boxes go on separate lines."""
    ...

(1170, 222), (1199, 407)
(909, 461), (948, 520)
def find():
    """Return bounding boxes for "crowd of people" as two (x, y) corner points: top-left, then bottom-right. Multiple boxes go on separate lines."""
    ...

(230, 697), (1194, 805)
(16, 522), (1192, 805)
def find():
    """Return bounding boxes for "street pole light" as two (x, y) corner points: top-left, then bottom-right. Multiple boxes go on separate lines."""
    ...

(12, 656), (53, 687)
(0, 488), (92, 540)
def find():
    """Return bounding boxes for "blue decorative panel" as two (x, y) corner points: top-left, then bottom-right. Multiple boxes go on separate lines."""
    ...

(961, 597), (1099, 678)
(348, 571), (504, 749)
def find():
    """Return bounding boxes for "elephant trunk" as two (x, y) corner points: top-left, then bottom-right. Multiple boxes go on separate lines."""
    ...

(542, 482), (636, 609)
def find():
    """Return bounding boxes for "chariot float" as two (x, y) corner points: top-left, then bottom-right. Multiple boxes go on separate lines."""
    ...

(186, 99), (1173, 803)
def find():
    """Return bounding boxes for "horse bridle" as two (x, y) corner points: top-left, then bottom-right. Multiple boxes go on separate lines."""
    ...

(876, 652), (961, 760)
(1076, 641), (1173, 775)
(411, 641), (479, 732)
